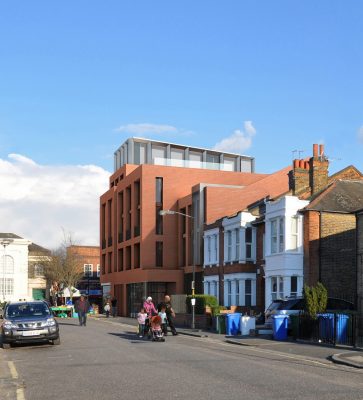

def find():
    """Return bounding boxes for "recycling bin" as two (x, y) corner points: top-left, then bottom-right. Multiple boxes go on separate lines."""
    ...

(272, 315), (288, 340)
(226, 313), (242, 335)
(217, 314), (226, 334)
(336, 314), (349, 344)
(241, 316), (256, 336)
(318, 313), (334, 343)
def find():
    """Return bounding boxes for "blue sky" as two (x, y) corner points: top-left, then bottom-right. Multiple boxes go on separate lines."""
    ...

(1, 1), (363, 247)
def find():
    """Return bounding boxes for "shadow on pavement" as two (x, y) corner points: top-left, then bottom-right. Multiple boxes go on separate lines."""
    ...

(108, 332), (154, 344)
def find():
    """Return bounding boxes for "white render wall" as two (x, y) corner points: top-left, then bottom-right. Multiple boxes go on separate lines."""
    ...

(0, 239), (31, 302)
(264, 196), (309, 309)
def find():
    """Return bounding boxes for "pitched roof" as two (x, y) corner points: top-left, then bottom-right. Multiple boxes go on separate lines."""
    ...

(304, 180), (363, 213)
(0, 233), (23, 239)
(29, 243), (50, 254)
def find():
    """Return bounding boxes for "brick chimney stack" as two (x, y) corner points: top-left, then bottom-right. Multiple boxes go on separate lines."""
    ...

(310, 143), (329, 195)
(290, 143), (329, 197)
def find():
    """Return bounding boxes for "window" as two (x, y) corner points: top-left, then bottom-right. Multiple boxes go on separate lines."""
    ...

(290, 276), (298, 297)
(155, 177), (163, 235)
(245, 280), (252, 307)
(236, 280), (240, 305)
(235, 229), (240, 261)
(97, 264), (101, 277)
(171, 148), (184, 167)
(223, 157), (235, 171)
(279, 218), (284, 252)
(245, 227), (252, 259)
(271, 218), (284, 254)
(34, 264), (44, 277)
(0, 255), (14, 274)
(271, 276), (284, 300)
(207, 237), (211, 264)
(290, 216), (298, 251)
(227, 231), (232, 261)
(134, 142), (147, 164)
(206, 281), (210, 295)
(214, 235), (218, 263)
(241, 158), (252, 173)
(152, 145), (166, 164)
(156, 241), (163, 267)
(227, 281), (232, 306)
(84, 264), (93, 277)
(0, 278), (14, 296)
(206, 153), (219, 169)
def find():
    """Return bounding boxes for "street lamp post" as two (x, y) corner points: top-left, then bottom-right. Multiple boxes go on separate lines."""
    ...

(160, 209), (196, 330)
(1, 239), (14, 301)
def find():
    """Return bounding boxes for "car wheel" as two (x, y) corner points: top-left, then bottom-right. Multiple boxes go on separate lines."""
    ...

(2, 342), (11, 349)
(52, 337), (61, 345)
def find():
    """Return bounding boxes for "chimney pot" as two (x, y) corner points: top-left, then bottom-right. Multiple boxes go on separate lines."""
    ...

(313, 144), (318, 158)
(293, 159), (299, 168)
(304, 161), (309, 170)
(299, 160), (305, 168)
(319, 144), (324, 157)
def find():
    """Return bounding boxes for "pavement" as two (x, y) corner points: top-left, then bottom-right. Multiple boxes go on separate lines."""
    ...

(90, 313), (363, 369)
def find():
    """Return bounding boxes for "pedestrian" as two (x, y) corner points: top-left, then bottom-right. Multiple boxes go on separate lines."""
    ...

(111, 296), (118, 317)
(137, 307), (148, 337)
(75, 295), (91, 327)
(104, 301), (111, 318)
(143, 296), (158, 318)
(164, 295), (177, 335)
(158, 304), (168, 335)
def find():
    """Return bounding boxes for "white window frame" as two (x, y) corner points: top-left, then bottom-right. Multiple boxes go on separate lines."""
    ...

(245, 227), (253, 259)
(214, 234), (218, 264)
(279, 218), (284, 253)
(0, 278), (14, 296)
(271, 218), (284, 254)
(227, 280), (232, 306)
(97, 264), (101, 277)
(290, 276), (298, 297)
(271, 276), (284, 300)
(245, 279), (252, 306)
(84, 264), (93, 277)
(34, 264), (44, 277)
(235, 280), (240, 305)
(290, 216), (298, 251)
(207, 237), (211, 264)
(235, 229), (240, 261)
(227, 231), (232, 262)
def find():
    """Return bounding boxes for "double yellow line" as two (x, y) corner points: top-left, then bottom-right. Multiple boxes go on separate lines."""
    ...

(7, 360), (25, 400)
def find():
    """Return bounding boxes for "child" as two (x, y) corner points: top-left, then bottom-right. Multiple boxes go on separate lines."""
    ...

(137, 307), (148, 337)
(104, 301), (111, 318)
(158, 305), (168, 335)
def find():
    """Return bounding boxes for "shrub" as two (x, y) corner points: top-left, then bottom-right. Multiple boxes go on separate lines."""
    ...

(186, 294), (219, 314)
(303, 282), (328, 319)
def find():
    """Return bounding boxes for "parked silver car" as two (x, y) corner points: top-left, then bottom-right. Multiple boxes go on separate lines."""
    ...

(0, 301), (60, 348)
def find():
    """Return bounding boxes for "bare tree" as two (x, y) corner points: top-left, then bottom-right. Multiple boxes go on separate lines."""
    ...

(42, 231), (83, 304)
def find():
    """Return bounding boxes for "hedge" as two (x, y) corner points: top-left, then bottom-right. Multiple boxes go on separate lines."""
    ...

(186, 294), (219, 315)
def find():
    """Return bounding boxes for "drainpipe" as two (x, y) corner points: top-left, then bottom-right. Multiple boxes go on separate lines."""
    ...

(319, 211), (322, 283)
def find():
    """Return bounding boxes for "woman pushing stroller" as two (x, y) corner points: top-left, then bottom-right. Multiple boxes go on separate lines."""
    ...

(142, 296), (158, 339)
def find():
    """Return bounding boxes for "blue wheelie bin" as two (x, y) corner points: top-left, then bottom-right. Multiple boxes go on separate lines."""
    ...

(336, 314), (349, 344)
(226, 313), (242, 335)
(272, 315), (288, 340)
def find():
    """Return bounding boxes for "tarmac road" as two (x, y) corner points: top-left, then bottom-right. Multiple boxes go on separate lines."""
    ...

(1, 317), (363, 400)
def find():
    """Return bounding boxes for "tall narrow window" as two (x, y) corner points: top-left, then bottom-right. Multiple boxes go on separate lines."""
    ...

(97, 264), (101, 277)
(156, 241), (163, 267)
(155, 178), (163, 235)
(290, 216), (298, 251)
(271, 276), (284, 300)
(236, 280), (240, 305)
(245, 227), (252, 259)
(227, 281), (232, 306)
(227, 231), (232, 261)
(271, 220), (277, 254)
(235, 229), (240, 261)
(207, 237), (211, 264)
(245, 280), (252, 306)
(279, 218), (284, 252)
(290, 276), (298, 297)
(84, 264), (93, 277)
(134, 244), (140, 269)
(118, 249), (123, 272)
(214, 234), (218, 264)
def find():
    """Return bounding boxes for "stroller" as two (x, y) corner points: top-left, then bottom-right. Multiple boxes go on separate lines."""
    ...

(150, 315), (165, 342)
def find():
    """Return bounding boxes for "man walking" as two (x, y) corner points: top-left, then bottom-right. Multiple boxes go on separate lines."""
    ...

(111, 296), (118, 317)
(164, 295), (177, 336)
(75, 295), (90, 326)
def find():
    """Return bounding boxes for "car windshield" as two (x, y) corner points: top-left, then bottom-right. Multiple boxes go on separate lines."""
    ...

(267, 301), (283, 311)
(277, 299), (305, 311)
(5, 303), (50, 318)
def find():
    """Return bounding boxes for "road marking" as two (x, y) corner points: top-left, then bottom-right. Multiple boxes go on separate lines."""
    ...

(8, 361), (18, 379)
(17, 388), (25, 400)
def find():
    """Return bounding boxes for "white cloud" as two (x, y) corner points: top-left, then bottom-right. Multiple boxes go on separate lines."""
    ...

(214, 121), (256, 154)
(358, 126), (363, 144)
(116, 123), (178, 135)
(0, 154), (110, 249)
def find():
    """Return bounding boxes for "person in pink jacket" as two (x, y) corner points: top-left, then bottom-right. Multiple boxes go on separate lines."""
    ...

(143, 296), (158, 317)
